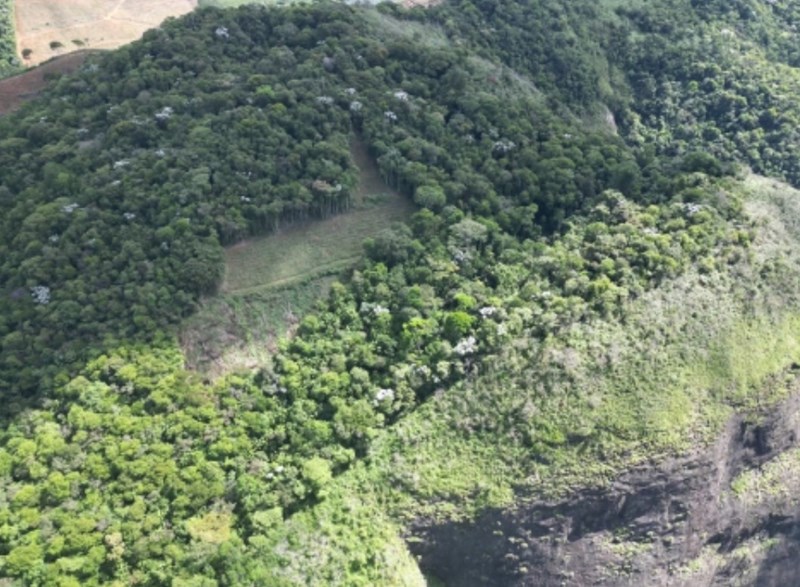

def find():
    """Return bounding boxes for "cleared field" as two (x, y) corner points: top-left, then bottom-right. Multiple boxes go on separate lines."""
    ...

(180, 278), (335, 377)
(14, 0), (197, 66)
(223, 139), (414, 294)
(182, 139), (415, 376)
(223, 200), (412, 293)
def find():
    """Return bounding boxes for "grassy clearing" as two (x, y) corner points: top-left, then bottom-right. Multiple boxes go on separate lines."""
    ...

(363, 9), (449, 44)
(223, 139), (414, 295)
(180, 277), (335, 377)
(183, 139), (414, 376)
(223, 200), (409, 294)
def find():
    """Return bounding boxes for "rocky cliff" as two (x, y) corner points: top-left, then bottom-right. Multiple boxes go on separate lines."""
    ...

(411, 384), (800, 586)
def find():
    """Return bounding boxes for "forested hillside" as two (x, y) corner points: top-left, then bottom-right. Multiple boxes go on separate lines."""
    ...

(2, 0), (800, 585)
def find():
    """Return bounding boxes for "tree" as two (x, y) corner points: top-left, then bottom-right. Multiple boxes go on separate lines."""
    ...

(413, 184), (447, 210)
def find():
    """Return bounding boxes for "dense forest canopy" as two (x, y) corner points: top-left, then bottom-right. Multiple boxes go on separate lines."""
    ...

(0, 0), (15, 77)
(2, 0), (800, 584)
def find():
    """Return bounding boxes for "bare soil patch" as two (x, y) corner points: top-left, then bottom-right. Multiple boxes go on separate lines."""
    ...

(0, 51), (90, 114)
(14, 0), (197, 66)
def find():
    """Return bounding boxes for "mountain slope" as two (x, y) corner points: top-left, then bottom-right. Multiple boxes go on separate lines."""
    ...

(2, 1), (800, 585)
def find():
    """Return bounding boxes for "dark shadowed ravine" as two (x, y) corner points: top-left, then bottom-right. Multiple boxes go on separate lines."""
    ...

(410, 386), (800, 586)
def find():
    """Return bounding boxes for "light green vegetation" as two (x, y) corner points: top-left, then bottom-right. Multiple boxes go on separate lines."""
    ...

(730, 446), (800, 507)
(365, 177), (800, 512)
(255, 482), (427, 586)
(5, 1), (800, 584)
(677, 535), (780, 584)
(358, 280), (800, 519)
(181, 277), (336, 377)
(249, 178), (800, 580)
(250, 295), (800, 583)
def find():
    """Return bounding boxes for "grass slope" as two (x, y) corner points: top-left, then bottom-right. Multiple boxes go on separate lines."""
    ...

(222, 200), (407, 294)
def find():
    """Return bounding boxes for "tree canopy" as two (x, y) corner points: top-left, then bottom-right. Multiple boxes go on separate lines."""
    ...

(0, 0), (798, 584)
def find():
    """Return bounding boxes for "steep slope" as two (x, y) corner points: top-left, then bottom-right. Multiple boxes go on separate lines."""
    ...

(246, 173), (800, 586)
(403, 177), (800, 586)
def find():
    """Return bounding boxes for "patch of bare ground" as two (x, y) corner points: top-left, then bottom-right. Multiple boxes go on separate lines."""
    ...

(0, 50), (90, 114)
(14, 0), (197, 67)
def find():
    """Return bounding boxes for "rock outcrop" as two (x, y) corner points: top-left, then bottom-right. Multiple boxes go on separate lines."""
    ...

(410, 388), (800, 586)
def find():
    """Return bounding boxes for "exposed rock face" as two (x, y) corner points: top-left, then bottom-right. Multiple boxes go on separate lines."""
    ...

(409, 389), (800, 586)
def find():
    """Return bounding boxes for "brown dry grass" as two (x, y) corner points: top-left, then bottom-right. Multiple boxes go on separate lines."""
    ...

(0, 51), (90, 114)
(14, 0), (198, 66)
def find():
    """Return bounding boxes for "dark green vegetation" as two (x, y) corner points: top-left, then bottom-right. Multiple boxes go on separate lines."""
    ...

(2, 0), (800, 585)
(0, 0), (16, 76)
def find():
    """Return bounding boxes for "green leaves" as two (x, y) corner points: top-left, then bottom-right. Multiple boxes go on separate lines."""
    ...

(0, 1), (779, 584)
(302, 457), (333, 499)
